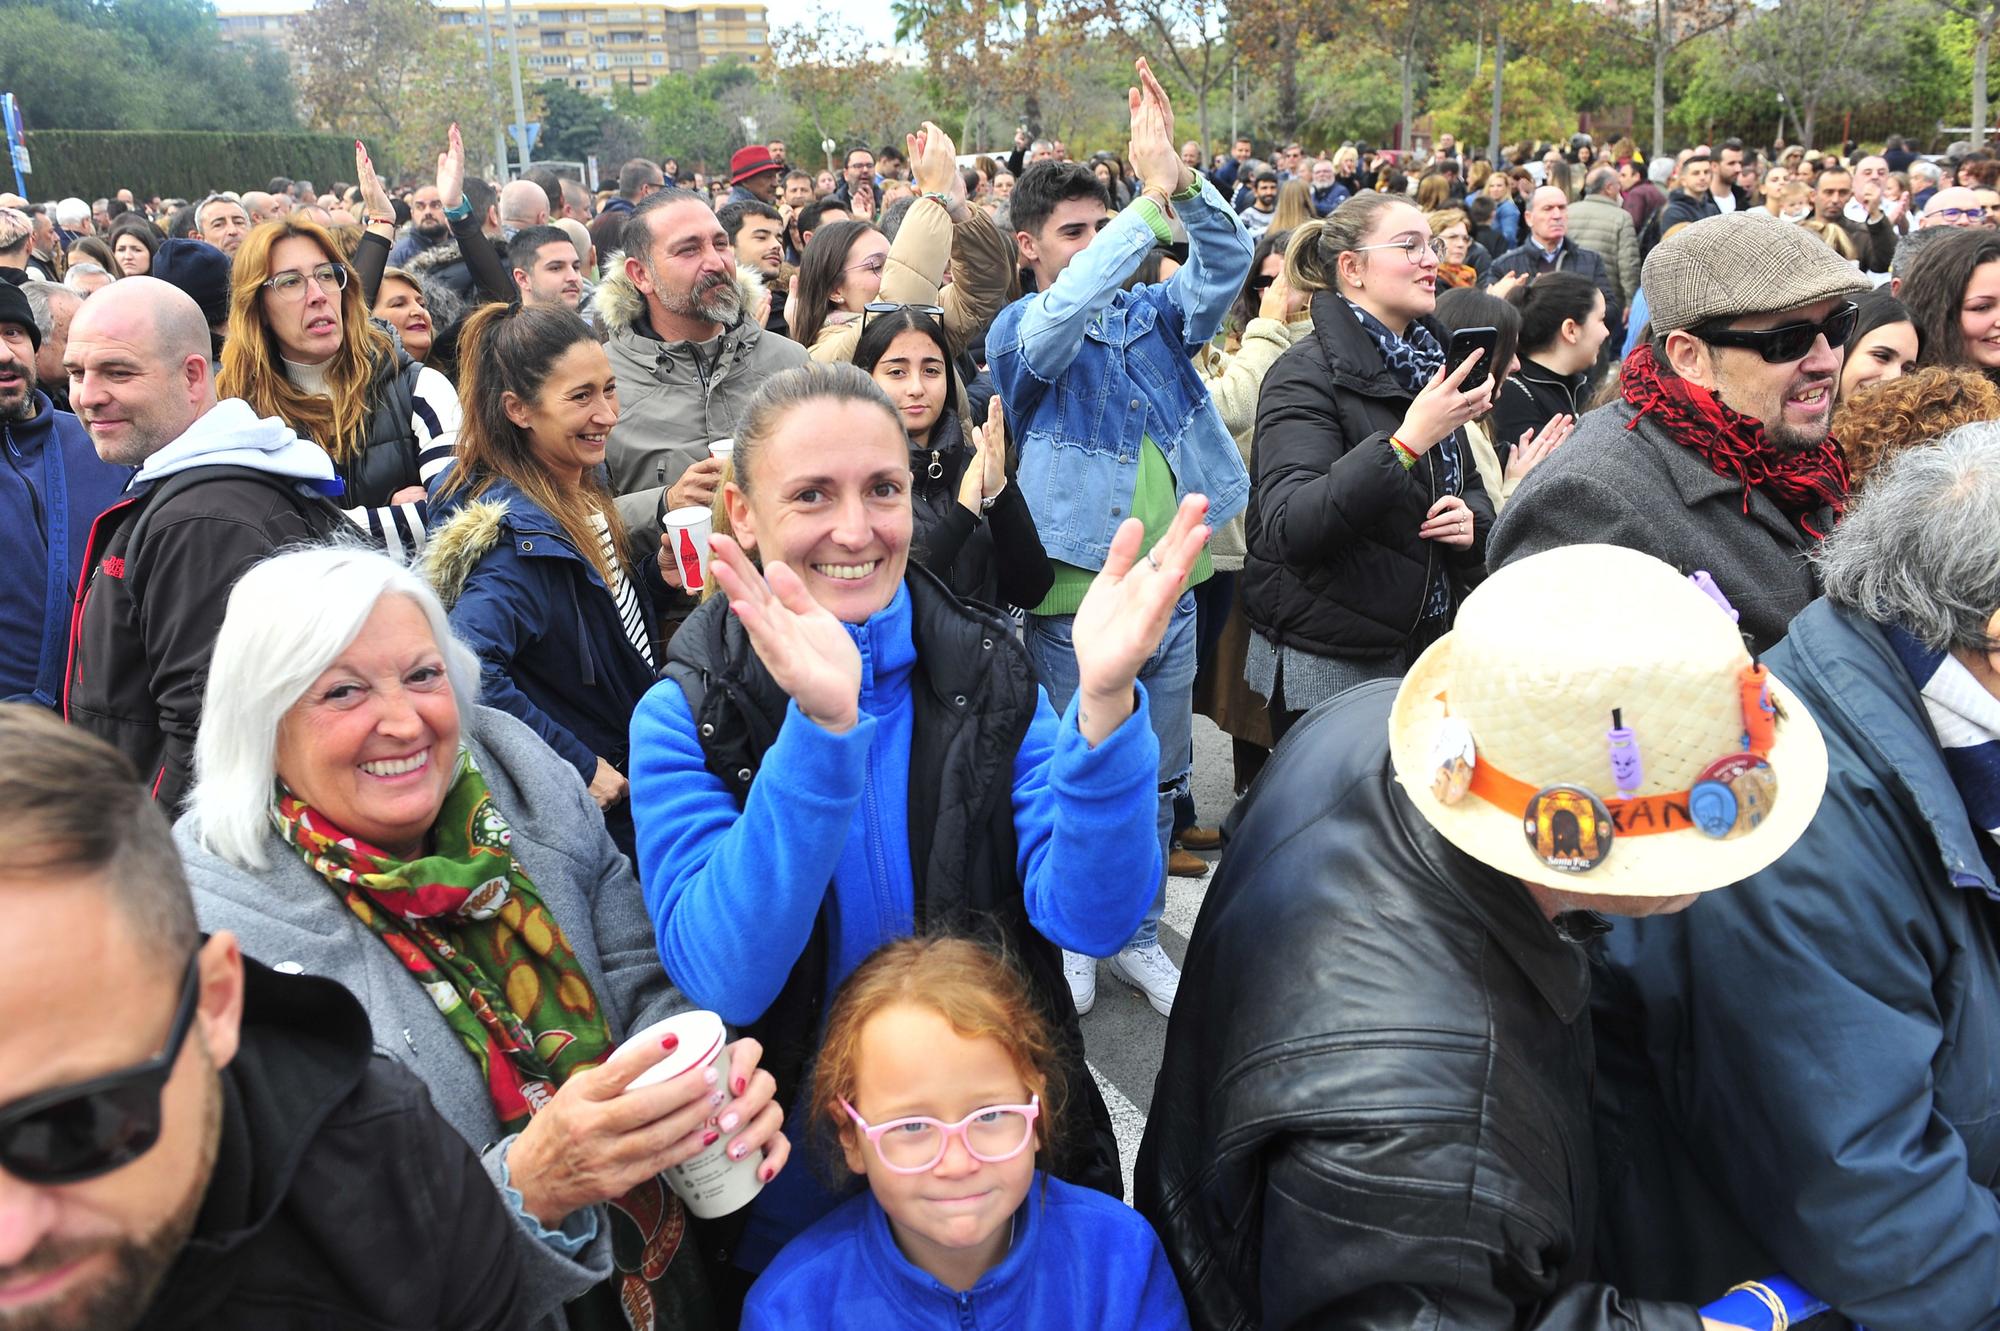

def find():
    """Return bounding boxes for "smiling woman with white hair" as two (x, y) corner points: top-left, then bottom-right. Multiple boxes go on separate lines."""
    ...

(175, 543), (792, 1331)
(1593, 422), (2000, 1324)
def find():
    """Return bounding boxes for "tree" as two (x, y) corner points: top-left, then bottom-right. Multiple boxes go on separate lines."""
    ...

(1729, 0), (1886, 147)
(1231, 0), (1314, 139)
(618, 60), (763, 173)
(291, 0), (501, 174)
(1077, 0), (1233, 151)
(535, 80), (611, 163)
(1332, 0), (1462, 155)
(1932, 0), (2000, 145)
(1609, 0), (1741, 158)
(770, 13), (901, 167)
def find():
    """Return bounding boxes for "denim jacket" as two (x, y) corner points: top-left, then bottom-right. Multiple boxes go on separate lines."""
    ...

(987, 177), (1254, 571)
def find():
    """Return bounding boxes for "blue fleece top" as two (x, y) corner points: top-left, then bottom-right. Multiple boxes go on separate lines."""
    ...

(1, 392), (130, 707)
(743, 1173), (1190, 1330)
(628, 582), (1161, 1267)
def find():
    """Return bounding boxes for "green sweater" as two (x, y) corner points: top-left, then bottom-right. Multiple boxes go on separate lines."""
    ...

(1032, 436), (1214, 617)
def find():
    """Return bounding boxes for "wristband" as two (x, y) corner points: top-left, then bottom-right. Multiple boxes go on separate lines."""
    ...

(1388, 435), (1419, 469)
(922, 191), (953, 208)
(444, 196), (473, 223)
(367, 215), (395, 228)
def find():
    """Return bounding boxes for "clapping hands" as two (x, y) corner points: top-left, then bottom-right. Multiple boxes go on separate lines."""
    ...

(1070, 496), (1212, 746)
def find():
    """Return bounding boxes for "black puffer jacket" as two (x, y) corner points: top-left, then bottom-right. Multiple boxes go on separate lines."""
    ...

(1133, 681), (1704, 1331)
(907, 410), (1054, 611)
(1241, 290), (1493, 661)
(136, 957), (524, 1330)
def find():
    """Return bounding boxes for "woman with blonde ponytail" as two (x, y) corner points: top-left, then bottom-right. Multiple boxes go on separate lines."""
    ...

(1242, 195), (1496, 741)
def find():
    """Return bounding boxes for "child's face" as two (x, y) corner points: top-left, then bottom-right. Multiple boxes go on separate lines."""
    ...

(841, 1004), (1039, 1283)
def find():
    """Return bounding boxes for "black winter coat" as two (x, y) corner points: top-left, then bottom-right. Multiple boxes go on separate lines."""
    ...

(662, 565), (1122, 1260)
(136, 957), (524, 1330)
(1242, 289), (1493, 662)
(65, 465), (346, 812)
(907, 411), (1054, 611)
(1134, 681), (1705, 1331)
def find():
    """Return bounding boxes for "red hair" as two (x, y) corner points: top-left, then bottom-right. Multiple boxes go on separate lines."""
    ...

(811, 937), (1064, 1177)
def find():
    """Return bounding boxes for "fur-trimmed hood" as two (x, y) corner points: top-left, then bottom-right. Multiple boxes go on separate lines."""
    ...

(422, 496), (511, 608)
(589, 251), (770, 339)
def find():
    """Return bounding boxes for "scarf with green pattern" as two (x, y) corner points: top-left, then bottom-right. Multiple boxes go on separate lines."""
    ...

(272, 749), (713, 1331)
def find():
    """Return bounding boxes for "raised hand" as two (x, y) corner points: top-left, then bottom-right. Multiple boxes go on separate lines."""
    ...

(958, 398), (1008, 513)
(909, 120), (960, 197)
(1127, 57), (1184, 195)
(1504, 413), (1574, 488)
(354, 141), (394, 227)
(1397, 349), (1495, 455)
(1070, 495), (1211, 746)
(437, 122), (466, 212)
(706, 533), (863, 734)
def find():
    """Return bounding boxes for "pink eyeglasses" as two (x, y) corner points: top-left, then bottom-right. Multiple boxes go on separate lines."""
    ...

(840, 1095), (1040, 1174)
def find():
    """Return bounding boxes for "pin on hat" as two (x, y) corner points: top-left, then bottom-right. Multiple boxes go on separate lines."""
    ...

(1388, 545), (1827, 894)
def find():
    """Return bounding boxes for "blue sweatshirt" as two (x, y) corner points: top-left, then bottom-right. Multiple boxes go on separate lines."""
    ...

(1, 391), (130, 707)
(743, 1173), (1191, 1330)
(627, 582), (1161, 1265)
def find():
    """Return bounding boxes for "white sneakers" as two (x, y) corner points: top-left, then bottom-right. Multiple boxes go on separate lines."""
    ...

(1066, 942), (1183, 1017)
(1063, 949), (1097, 1015)
(1107, 941), (1181, 1016)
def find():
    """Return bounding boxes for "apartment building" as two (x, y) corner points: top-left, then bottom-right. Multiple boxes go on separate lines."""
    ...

(219, 2), (770, 96)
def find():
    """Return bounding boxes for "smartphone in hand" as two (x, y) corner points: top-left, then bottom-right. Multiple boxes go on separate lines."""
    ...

(1446, 326), (1500, 393)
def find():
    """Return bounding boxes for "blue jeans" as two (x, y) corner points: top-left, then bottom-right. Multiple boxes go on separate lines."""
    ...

(1025, 590), (1198, 952)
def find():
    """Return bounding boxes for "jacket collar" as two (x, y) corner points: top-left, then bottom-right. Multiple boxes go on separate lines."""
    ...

(1, 390), (58, 456)
(858, 1174), (1044, 1324)
(844, 579), (920, 703)
(1390, 765), (1594, 1022)
(1777, 600), (2000, 896)
(1309, 289), (1436, 400)
(1625, 407), (1820, 553)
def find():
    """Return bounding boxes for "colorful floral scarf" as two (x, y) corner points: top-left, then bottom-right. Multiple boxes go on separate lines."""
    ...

(1620, 341), (1849, 540)
(272, 750), (708, 1331)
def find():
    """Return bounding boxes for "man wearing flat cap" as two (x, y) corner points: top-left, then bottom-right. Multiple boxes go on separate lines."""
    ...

(1138, 544), (1824, 1329)
(1489, 212), (1872, 653)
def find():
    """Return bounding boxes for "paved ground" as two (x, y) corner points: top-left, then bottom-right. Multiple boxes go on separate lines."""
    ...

(1078, 714), (1237, 1199)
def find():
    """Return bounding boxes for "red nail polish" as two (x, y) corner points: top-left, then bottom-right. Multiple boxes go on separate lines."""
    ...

(660, 1034), (679, 1052)
(758, 1164), (775, 1183)
(702, 1129), (720, 1147)
(732, 1075), (747, 1097)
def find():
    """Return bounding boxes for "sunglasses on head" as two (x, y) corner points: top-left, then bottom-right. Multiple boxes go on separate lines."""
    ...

(0, 952), (201, 1185)
(1694, 300), (1858, 364)
(861, 301), (944, 330)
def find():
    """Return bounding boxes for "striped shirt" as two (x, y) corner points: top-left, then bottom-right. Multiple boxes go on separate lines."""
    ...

(594, 511), (654, 668)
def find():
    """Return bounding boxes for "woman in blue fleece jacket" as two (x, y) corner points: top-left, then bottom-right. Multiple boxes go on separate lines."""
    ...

(628, 362), (1209, 1276)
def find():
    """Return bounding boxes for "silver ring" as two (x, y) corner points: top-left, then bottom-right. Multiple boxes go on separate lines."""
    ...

(1144, 550), (1161, 572)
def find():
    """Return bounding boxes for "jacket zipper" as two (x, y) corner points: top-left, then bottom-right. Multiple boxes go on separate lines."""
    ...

(955, 1289), (975, 1329)
(1406, 441), (1441, 640)
(62, 495), (140, 718)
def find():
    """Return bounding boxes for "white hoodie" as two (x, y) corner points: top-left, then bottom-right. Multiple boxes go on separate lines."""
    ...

(132, 397), (341, 492)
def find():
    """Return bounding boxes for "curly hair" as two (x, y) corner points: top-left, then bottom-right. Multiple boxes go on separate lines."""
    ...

(1831, 364), (2000, 488)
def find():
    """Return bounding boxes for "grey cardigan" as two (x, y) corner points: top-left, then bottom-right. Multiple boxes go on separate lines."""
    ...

(176, 705), (687, 1331)
(1487, 401), (1821, 654)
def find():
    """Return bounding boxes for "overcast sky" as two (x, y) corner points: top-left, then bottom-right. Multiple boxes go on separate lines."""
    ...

(211, 0), (898, 45)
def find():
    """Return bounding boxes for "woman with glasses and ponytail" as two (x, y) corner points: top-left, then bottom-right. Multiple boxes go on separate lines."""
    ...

(1241, 194), (1496, 744)
(217, 217), (461, 562)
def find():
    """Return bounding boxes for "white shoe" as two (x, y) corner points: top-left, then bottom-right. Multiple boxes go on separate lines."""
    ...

(1107, 941), (1180, 1016)
(1063, 949), (1097, 1016)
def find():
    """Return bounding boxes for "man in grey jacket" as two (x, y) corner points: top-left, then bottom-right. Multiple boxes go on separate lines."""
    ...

(1567, 167), (1642, 310)
(599, 188), (808, 544)
(1490, 212), (1871, 654)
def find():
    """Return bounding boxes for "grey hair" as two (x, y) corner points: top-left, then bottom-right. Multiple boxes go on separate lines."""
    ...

(62, 261), (110, 291)
(1891, 225), (1954, 286)
(1649, 157), (1674, 186)
(20, 280), (76, 342)
(1816, 422), (2000, 652)
(187, 545), (481, 869)
(1584, 166), (1618, 197)
(1912, 160), (1943, 186)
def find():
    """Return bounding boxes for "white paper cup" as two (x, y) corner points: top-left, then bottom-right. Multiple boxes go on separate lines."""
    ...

(707, 437), (734, 461)
(663, 506), (713, 593)
(613, 1009), (767, 1219)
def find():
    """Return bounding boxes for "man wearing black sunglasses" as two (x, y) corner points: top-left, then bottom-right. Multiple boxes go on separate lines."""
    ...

(1491, 212), (1871, 653)
(0, 706), (524, 1330)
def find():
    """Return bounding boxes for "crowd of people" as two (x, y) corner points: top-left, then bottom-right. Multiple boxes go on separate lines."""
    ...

(10, 52), (2000, 1331)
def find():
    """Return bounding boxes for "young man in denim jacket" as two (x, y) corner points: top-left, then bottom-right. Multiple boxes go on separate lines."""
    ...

(987, 57), (1253, 1018)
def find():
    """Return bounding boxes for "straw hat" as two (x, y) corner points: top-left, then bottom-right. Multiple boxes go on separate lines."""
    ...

(1389, 545), (1827, 895)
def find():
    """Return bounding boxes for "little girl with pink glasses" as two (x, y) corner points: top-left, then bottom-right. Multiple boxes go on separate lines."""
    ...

(742, 936), (1189, 1328)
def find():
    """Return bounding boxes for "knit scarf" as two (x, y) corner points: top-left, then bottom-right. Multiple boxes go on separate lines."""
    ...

(1620, 342), (1849, 540)
(1885, 626), (2000, 852)
(1344, 298), (1459, 628)
(272, 751), (698, 1331)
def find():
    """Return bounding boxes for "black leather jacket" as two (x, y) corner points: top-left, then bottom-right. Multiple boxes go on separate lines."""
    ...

(1134, 681), (1703, 1331)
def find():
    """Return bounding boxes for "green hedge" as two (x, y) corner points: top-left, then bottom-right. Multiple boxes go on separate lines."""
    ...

(20, 131), (357, 201)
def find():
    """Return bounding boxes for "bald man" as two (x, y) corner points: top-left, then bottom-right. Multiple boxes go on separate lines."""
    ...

(498, 178), (551, 236)
(63, 278), (346, 810)
(241, 190), (285, 223)
(1922, 185), (1987, 228)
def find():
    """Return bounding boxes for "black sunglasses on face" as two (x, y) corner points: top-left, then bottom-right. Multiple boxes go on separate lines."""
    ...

(0, 952), (201, 1185)
(1695, 300), (1859, 364)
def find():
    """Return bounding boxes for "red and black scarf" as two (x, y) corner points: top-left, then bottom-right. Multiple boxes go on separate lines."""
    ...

(1620, 343), (1848, 539)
